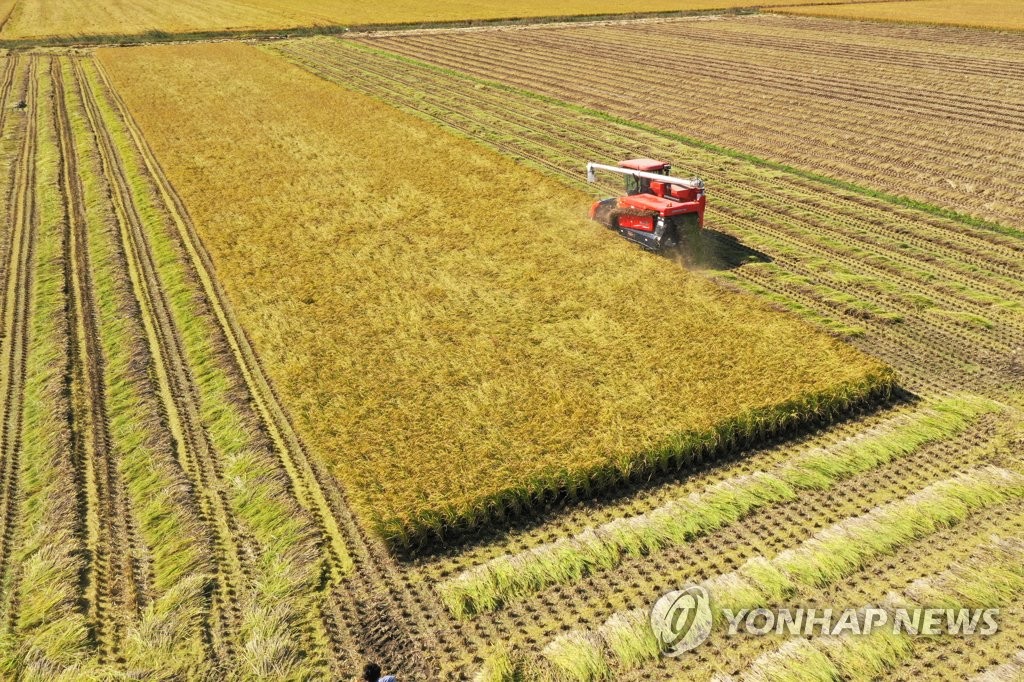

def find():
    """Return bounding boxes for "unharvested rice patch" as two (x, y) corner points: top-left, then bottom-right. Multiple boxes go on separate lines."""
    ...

(98, 42), (890, 549)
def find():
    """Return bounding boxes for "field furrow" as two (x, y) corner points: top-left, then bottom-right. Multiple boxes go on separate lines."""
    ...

(500, 466), (1024, 679)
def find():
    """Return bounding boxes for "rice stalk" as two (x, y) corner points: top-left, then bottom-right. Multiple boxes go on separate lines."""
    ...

(541, 632), (610, 682)
(745, 639), (841, 682)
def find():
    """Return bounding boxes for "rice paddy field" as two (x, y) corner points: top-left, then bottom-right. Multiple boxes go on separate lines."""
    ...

(0, 0), (857, 42)
(0, 2), (1022, 681)
(779, 0), (1024, 31)
(359, 14), (1024, 228)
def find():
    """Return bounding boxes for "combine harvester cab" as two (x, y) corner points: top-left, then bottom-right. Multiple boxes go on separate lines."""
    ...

(588, 159), (706, 251)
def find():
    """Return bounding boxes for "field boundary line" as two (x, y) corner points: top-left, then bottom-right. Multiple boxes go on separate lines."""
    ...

(343, 40), (1024, 242)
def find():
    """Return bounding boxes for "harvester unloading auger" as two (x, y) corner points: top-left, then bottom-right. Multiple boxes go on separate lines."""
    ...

(587, 159), (706, 251)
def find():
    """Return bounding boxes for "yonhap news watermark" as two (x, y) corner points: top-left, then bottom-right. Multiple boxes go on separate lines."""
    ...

(650, 584), (999, 657)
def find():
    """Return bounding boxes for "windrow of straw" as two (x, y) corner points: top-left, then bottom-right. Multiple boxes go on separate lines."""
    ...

(98, 42), (894, 551)
(741, 535), (1024, 682)
(0, 62), (93, 677)
(62, 55), (213, 676)
(489, 466), (1024, 681)
(440, 395), (999, 618)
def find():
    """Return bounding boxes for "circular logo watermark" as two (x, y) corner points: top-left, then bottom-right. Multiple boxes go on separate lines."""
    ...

(650, 584), (713, 656)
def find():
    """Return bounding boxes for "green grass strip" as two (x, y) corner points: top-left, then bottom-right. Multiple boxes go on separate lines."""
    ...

(439, 395), (998, 618)
(531, 465), (1023, 681)
(339, 40), (1024, 241)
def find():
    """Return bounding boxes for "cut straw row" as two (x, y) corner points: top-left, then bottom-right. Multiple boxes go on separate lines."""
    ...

(441, 395), (1000, 618)
(739, 536), (1024, 682)
(479, 465), (1024, 681)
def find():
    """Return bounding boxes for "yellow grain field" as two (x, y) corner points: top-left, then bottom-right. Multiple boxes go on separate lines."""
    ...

(7, 0), (866, 40)
(778, 0), (1024, 31)
(97, 42), (891, 547)
(0, 0), (293, 40)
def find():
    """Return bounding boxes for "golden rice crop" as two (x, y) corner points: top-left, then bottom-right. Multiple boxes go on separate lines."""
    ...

(97, 42), (892, 548)
(777, 0), (1024, 31)
(4, 0), (871, 41)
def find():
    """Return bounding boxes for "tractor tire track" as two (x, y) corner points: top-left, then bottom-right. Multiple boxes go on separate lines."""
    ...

(0, 55), (20, 339)
(51, 57), (148, 663)
(69, 57), (247, 668)
(0, 56), (37, 633)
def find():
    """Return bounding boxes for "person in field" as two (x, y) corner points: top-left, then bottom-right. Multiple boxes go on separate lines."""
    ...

(363, 662), (397, 682)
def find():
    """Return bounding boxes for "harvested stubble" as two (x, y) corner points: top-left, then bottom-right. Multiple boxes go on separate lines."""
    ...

(778, 0), (1024, 31)
(971, 651), (1024, 682)
(439, 395), (998, 618)
(361, 16), (1024, 229)
(505, 465), (1024, 680)
(98, 42), (892, 549)
(741, 535), (1024, 682)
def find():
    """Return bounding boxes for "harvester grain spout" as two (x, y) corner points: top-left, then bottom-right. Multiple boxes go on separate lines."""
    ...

(587, 159), (707, 252)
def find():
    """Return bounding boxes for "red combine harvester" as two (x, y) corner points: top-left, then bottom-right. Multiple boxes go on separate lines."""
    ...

(587, 159), (706, 251)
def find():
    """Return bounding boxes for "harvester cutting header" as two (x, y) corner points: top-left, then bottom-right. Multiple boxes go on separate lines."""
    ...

(587, 159), (706, 251)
